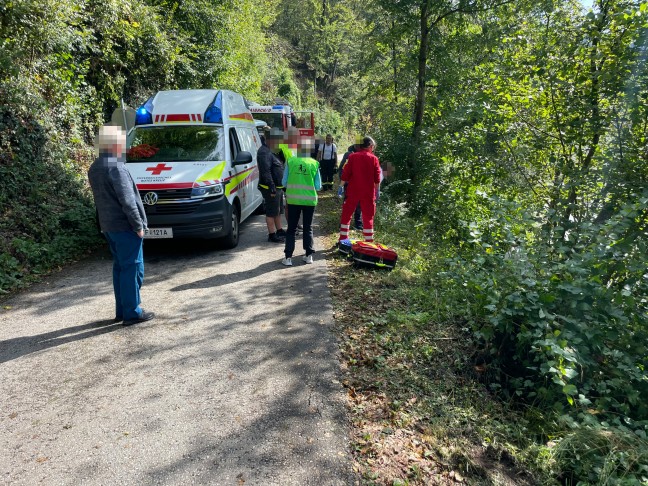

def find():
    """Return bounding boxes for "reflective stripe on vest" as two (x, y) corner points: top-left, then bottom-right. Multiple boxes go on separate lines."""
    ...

(286, 156), (319, 206)
(286, 184), (315, 191)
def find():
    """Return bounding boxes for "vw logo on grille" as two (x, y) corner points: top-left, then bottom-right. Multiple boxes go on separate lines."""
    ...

(143, 192), (159, 206)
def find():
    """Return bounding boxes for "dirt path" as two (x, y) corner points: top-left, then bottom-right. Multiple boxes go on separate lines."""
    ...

(0, 214), (353, 485)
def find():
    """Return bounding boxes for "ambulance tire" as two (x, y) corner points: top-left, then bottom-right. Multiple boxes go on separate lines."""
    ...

(220, 203), (240, 249)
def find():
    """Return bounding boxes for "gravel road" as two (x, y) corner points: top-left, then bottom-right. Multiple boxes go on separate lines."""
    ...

(0, 213), (354, 485)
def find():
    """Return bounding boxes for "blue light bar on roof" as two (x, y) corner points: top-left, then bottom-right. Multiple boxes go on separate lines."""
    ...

(135, 96), (154, 125)
(272, 105), (284, 110)
(204, 91), (223, 123)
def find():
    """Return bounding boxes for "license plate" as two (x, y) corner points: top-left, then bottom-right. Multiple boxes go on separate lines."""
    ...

(145, 228), (173, 239)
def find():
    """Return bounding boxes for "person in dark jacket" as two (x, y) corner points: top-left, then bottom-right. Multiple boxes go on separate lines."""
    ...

(338, 144), (355, 177)
(88, 125), (155, 326)
(257, 134), (286, 242)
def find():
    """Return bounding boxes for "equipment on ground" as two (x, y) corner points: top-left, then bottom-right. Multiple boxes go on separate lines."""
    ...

(350, 241), (398, 270)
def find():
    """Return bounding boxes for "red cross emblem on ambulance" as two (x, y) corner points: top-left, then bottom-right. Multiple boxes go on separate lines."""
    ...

(146, 163), (172, 175)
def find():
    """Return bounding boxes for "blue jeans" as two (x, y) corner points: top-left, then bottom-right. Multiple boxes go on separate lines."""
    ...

(105, 231), (144, 320)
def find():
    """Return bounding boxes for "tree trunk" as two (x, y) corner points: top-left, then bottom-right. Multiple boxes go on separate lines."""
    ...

(392, 21), (398, 103)
(405, 1), (431, 186)
(321, 0), (327, 27)
(413, 1), (430, 145)
(561, 13), (603, 229)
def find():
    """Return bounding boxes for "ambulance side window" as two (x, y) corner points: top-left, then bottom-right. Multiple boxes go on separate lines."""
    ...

(229, 128), (241, 160)
(238, 129), (254, 154)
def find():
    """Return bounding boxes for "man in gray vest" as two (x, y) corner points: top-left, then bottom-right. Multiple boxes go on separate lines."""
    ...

(88, 125), (155, 326)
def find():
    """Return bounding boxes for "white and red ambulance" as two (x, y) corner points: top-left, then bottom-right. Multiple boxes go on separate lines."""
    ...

(248, 100), (316, 138)
(126, 89), (263, 248)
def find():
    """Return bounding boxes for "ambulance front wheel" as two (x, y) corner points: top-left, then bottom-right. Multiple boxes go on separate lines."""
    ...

(220, 203), (240, 249)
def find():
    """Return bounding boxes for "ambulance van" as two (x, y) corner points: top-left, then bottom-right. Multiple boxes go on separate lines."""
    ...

(126, 89), (263, 248)
(248, 100), (316, 138)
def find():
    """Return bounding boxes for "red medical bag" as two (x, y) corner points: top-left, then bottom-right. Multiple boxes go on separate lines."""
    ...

(351, 241), (398, 270)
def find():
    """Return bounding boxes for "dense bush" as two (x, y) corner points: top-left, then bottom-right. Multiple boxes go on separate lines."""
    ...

(442, 194), (648, 415)
(0, 98), (100, 292)
(372, 191), (648, 482)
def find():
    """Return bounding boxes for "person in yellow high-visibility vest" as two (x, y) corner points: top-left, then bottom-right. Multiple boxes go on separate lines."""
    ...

(281, 142), (322, 266)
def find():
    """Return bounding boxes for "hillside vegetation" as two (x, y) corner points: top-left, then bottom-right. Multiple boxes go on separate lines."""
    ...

(2, 0), (648, 483)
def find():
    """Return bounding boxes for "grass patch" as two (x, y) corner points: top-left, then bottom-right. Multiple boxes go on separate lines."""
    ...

(318, 193), (555, 485)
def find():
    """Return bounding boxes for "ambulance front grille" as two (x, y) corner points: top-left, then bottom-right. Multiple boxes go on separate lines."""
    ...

(144, 201), (202, 215)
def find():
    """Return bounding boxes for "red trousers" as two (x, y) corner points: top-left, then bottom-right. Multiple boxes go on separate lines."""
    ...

(339, 194), (375, 241)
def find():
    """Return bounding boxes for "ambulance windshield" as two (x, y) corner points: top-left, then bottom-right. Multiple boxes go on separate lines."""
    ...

(127, 126), (224, 162)
(252, 113), (284, 131)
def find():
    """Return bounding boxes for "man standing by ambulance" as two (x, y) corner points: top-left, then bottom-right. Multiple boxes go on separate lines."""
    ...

(257, 134), (286, 243)
(88, 125), (155, 326)
(338, 136), (381, 243)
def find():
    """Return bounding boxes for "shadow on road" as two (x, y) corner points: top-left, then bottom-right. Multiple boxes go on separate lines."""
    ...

(169, 260), (287, 291)
(0, 319), (122, 364)
(138, 270), (351, 484)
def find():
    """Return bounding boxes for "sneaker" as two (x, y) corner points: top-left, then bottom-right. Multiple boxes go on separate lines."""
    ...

(302, 254), (313, 264)
(275, 228), (287, 237)
(123, 311), (155, 326)
(268, 233), (285, 243)
(282, 257), (293, 266)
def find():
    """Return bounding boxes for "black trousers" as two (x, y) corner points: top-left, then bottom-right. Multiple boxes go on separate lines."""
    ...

(284, 204), (315, 257)
(343, 186), (362, 227)
(353, 204), (362, 227)
(320, 159), (336, 188)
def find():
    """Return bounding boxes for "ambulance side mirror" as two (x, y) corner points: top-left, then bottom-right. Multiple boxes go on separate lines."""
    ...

(234, 151), (253, 166)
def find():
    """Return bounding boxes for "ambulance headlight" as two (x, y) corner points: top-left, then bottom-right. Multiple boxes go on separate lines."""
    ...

(191, 184), (224, 198)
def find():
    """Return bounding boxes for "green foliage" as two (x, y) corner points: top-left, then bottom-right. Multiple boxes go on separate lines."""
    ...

(367, 191), (648, 482)
(443, 194), (648, 419)
(0, 100), (101, 293)
(315, 102), (344, 138)
(553, 426), (648, 484)
(272, 0), (373, 133)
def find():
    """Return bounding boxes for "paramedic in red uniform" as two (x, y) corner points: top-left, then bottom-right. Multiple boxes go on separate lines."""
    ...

(338, 136), (381, 242)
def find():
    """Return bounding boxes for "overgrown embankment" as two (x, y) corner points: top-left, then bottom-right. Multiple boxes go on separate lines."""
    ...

(320, 192), (648, 485)
(0, 105), (100, 293)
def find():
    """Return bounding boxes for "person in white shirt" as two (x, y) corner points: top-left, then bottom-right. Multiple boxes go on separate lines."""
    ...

(317, 134), (337, 191)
